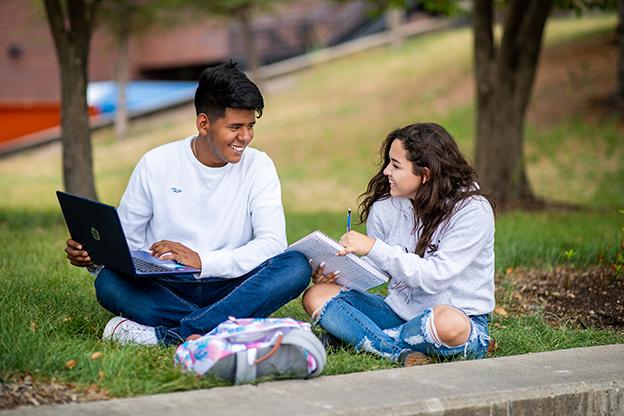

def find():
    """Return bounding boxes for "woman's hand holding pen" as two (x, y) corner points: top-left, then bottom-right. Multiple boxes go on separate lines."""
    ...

(337, 231), (375, 257)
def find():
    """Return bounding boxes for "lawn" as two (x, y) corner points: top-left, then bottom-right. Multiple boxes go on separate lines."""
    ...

(0, 14), (623, 400)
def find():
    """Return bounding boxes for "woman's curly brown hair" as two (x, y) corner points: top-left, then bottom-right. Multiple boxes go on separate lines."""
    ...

(358, 122), (495, 257)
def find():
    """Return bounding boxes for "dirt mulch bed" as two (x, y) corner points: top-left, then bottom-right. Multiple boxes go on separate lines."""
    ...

(501, 265), (624, 331)
(0, 376), (109, 410)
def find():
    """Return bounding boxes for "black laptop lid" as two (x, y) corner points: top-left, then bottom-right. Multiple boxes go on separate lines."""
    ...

(56, 191), (135, 275)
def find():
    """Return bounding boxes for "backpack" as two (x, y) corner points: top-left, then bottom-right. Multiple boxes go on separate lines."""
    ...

(174, 317), (326, 385)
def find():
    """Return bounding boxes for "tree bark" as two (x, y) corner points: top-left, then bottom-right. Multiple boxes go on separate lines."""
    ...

(617, 0), (624, 104)
(115, 0), (131, 141)
(386, 7), (404, 49)
(238, 5), (261, 85)
(473, 0), (552, 209)
(44, 0), (101, 200)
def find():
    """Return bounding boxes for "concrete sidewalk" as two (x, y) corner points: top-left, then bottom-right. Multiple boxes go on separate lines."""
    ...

(2, 344), (623, 416)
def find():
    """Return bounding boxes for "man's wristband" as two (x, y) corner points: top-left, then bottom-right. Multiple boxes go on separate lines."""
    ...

(86, 264), (104, 276)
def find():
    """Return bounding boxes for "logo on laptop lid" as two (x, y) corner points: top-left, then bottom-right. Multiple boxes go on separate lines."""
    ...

(91, 227), (101, 241)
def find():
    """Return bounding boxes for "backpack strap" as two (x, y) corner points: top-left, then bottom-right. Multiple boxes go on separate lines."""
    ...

(234, 349), (257, 385)
(234, 334), (284, 384)
(254, 334), (284, 364)
(233, 329), (326, 384)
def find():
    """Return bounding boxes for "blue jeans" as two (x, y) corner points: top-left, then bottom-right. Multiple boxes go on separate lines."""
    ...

(317, 289), (491, 361)
(94, 251), (311, 345)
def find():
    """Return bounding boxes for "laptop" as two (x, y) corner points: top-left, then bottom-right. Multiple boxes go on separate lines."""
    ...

(56, 191), (201, 277)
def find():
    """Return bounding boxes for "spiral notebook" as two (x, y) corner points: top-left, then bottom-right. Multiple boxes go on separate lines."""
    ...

(286, 231), (389, 291)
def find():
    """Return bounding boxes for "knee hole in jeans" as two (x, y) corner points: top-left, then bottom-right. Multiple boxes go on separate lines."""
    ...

(302, 284), (342, 321)
(430, 305), (471, 347)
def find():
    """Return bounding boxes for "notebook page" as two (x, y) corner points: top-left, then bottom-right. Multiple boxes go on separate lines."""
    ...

(287, 231), (389, 291)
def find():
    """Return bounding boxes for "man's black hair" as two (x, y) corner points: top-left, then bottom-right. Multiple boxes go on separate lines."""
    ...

(194, 61), (264, 120)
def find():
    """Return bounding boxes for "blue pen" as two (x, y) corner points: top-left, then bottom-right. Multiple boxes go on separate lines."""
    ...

(347, 208), (352, 232)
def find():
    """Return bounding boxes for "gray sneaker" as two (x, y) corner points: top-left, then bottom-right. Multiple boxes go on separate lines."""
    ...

(103, 317), (158, 346)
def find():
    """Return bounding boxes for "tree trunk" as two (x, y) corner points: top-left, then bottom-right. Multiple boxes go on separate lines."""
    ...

(238, 5), (260, 85)
(386, 7), (404, 49)
(60, 48), (97, 199)
(473, 0), (552, 209)
(115, 1), (131, 141)
(44, 0), (100, 200)
(617, 0), (624, 104)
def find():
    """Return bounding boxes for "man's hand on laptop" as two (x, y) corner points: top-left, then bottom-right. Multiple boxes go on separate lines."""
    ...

(150, 240), (202, 269)
(65, 239), (93, 267)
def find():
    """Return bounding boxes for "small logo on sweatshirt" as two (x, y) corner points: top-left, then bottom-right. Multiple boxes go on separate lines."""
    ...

(171, 187), (182, 193)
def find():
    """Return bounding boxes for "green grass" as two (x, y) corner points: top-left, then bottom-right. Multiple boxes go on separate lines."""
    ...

(490, 315), (624, 356)
(1, 14), (623, 396)
(288, 210), (624, 271)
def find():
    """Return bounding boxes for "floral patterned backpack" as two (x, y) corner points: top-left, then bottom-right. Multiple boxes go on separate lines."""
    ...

(174, 317), (326, 384)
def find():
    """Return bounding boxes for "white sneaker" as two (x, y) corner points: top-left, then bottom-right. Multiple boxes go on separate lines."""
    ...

(103, 317), (158, 346)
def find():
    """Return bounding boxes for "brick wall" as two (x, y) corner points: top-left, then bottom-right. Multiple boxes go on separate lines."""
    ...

(0, 0), (369, 104)
(0, 0), (229, 103)
(0, 0), (62, 103)
(0, 0), (125, 102)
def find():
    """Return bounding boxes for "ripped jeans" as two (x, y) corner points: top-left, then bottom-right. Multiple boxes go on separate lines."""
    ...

(316, 289), (490, 361)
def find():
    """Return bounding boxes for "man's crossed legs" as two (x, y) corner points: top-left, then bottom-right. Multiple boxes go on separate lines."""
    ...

(94, 251), (311, 345)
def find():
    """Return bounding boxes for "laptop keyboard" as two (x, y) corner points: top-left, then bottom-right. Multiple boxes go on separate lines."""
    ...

(133, 257), (173, 273)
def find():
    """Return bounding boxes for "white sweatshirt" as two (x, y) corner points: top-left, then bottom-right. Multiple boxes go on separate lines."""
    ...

(117, 135), (287, 279)
(365, 196), (495, 319)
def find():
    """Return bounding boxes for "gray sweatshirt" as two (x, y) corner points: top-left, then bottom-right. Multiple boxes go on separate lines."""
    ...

(366, 196), (495, 320)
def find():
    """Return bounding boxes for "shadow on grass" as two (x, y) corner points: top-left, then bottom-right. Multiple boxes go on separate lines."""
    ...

(0, 208), (65, 230)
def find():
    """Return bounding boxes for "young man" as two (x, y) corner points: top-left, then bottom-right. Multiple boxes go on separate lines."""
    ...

(65, 62), (311, 345)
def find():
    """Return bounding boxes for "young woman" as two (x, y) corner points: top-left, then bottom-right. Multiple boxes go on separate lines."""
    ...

(302, 122), (495, 365)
